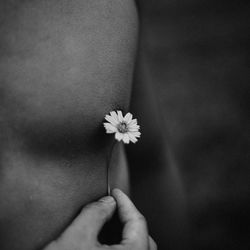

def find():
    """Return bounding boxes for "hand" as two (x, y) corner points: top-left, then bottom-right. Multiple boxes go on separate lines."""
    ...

(44, 189), (157, 250)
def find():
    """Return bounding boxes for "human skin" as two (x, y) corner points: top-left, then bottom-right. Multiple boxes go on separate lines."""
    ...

(0, 0), (138, 249)
(44, 189), (157, 250)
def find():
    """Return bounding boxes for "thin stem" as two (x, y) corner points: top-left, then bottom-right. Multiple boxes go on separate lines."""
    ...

(106, 140), (117, 195)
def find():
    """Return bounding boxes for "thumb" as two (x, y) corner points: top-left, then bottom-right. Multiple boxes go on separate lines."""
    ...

(61, 196), (116, 243)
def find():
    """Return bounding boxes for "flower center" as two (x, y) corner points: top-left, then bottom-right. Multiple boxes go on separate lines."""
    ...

(117, 122), (128, 133)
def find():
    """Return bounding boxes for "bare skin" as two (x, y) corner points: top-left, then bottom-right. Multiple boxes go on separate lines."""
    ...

(0, 0), (138, 249)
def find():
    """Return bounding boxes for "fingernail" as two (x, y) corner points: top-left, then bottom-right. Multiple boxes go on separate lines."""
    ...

(111, 188), (122, 196)
(100, 196), (115, 203)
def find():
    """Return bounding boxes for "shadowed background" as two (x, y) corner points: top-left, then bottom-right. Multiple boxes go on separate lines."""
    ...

(128, 0), (250, 249)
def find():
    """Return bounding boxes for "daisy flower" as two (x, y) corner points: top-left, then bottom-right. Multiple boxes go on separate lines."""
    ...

(103, 110), (141, 144)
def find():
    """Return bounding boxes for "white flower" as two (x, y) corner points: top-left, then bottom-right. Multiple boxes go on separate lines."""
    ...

(103, 111), (141, 144)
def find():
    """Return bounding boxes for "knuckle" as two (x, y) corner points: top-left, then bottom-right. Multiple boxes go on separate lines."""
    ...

(98, 206), (109, 219)
(152, 240), (158, 250)
(149, 236), (157, 250)
(137, 214), (147, 226)
(83, 203), (96, 212)
(126, 242), (137, 250)
(44, 241), (62, 250)
(95, 201), (110, 217)
(43, 242), (57, 250)
(129, 241), (147, 250)
(137, 214), (146, 222)
(151, 245), (157, 250)
(84, 201), (102, 214)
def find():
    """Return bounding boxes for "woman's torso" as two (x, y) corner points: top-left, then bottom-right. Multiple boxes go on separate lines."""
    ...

(0, 0), (138, 249)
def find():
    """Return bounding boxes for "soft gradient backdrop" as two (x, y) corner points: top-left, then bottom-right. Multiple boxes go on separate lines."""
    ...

(128, 1), (250, 249)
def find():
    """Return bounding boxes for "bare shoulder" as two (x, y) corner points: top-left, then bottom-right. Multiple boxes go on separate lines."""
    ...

(0, 1), (137, 250)
(0, 0), (138, 148)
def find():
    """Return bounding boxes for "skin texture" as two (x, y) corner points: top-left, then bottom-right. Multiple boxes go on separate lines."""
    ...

(0, 0), (138, 249)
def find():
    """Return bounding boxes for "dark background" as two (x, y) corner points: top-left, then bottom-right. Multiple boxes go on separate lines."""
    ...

(128, 1), (250, 249)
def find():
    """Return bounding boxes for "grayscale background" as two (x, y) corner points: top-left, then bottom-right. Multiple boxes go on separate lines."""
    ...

(128, 0), (250, 249)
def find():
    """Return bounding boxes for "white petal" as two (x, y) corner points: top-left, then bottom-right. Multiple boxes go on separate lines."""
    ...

(122, 133), (130, 144)
(128, 119), (138, 126)
(115, 132), (124, 141)
(130, 124), (140, 129)
(110, 111), (119, 122)
(131, 131), (141, 138)
(124, 113), (133, 123)
(128, 124), (140, 132)
(105, 115), (119, 126)
(117, 110), (124, 122)
(129, 129), (140, 133)
(128, 124), (140, 131)
(128, 132), (138, 143)
(104, 123), (117, 133)
(104, 111), (141, 143)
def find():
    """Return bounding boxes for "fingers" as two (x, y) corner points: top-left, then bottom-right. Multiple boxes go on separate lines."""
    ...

(44, 190), (157, 250)
(149, 236), (157, 250)
(112, 188), (148, 247)
(60, 196), (116, 243)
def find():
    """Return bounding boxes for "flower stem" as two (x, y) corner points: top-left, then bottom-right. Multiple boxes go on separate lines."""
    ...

(106, 140), (116, 195)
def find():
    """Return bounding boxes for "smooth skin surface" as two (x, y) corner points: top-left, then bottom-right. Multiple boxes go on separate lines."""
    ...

(0, 1), (138, 249)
